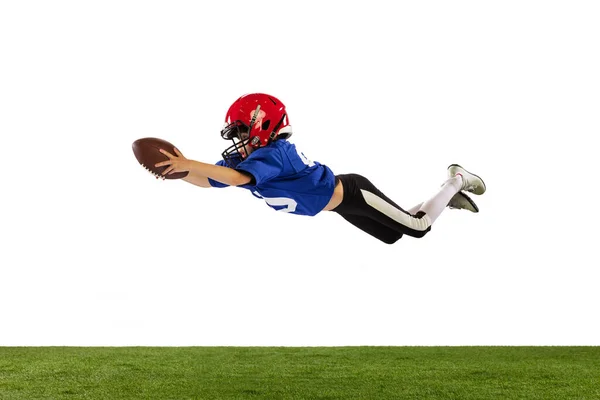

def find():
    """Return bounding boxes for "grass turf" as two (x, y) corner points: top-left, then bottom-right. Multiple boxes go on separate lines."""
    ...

(0, 347), (599, 399)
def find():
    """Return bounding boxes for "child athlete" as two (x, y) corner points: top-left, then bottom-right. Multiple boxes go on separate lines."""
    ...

(155, 93), (486, 244)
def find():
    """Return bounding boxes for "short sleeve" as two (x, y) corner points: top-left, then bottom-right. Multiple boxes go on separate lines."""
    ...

(235, 146), (283, 185)
(208, 160), (230, 188)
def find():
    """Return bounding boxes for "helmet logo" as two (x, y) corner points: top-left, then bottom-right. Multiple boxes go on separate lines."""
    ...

(250, 107), (267, 130)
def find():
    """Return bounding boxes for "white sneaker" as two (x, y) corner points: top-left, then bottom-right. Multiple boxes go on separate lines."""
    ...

(448, 192), (479, 213)
(448, 164), (486, 195)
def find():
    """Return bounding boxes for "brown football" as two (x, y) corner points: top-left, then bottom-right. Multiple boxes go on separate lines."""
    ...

(132, 137), (189, 180)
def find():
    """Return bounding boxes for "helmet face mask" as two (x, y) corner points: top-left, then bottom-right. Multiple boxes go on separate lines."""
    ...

(221, 121), (249, 141)
(220, 122), (252, 167)
(220, 93), (292, 167)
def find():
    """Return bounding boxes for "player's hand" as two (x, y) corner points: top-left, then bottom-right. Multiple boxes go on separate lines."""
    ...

(155, 148), (191, 176)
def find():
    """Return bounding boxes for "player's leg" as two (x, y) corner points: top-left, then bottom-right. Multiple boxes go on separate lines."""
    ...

(419, 165), (486, 221)
(333, 168), (485, 241)
(411, 164), (486, 223)
(333, 173), (432, 239)
(407, 203), (423, 214)
(338, 213), (403, 244)
(331, 174), (407, 243)
(414, 175), (463, 225)
(411, 194), (478, 214)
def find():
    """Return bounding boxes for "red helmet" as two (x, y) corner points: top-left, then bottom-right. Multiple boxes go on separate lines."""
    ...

(221, 93), (292, 166)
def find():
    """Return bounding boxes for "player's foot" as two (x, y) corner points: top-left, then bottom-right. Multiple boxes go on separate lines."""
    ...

(447, 192), (479, 213)
(448, 164), (486, 195)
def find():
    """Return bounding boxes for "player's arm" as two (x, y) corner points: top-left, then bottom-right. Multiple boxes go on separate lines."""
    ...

(181, 171), (211, 188)
(155, 149), (252, 187)
(182, 159), (252, 187)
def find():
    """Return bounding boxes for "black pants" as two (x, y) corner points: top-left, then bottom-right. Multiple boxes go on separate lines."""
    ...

(332, 174), (431, 244)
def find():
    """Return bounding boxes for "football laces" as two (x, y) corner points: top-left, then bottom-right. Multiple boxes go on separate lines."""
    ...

(141, 163), (165, 180)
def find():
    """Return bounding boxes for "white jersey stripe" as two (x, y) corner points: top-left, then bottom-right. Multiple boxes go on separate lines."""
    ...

(360, 189), (432, 232)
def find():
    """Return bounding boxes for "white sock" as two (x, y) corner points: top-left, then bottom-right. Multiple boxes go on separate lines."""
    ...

(418, 176), (462, 224)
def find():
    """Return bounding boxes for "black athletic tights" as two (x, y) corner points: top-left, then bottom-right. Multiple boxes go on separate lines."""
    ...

(332, 174), (431, 244)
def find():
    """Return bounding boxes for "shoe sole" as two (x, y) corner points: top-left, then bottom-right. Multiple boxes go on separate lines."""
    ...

(451, 191), (479, 213)
(448, 164), (486, 195)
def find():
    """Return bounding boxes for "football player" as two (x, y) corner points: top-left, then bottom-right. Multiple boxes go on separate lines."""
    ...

(155, 93), (486, 244)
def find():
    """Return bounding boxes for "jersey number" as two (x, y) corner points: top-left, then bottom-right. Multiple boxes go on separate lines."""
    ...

(249, 147), (313, 213)
(252, 192), (298, 213)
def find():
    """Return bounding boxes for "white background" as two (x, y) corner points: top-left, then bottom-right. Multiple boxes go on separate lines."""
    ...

(1, 1), (599, 346)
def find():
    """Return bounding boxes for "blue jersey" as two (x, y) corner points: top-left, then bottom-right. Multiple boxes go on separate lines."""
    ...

(208, 140), (336, 216)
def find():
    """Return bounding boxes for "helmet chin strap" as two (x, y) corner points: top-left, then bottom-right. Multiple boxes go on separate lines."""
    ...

(270, 114), (286, 142)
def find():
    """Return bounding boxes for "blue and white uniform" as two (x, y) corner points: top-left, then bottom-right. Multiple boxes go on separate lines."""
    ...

(208, 139), (336, 216)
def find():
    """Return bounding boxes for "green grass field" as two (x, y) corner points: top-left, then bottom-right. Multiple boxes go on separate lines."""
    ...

(1, 347), (599, 399)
